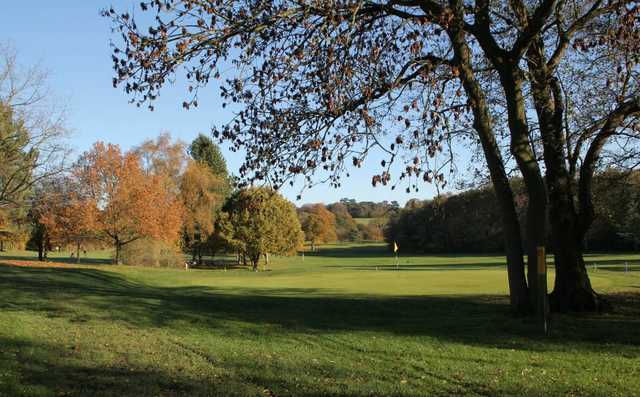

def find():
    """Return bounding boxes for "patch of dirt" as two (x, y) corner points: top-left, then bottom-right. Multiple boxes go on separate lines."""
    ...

(0, 260), (76, 269)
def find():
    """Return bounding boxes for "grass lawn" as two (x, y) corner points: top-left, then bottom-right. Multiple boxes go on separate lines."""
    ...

(0, 243), (639, 396)
(353, 218), (385, 225)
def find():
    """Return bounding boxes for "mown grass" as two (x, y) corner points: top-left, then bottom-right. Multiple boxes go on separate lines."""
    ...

(353, 218), (385, 225)
(0, 243), (639, 396)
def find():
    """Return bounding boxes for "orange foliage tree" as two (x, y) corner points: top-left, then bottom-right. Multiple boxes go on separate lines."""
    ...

(298, 204), (337, 251)
(74, 142), (184, 264)
(35, 176), (96, 262)
(179, 160), (226, 263)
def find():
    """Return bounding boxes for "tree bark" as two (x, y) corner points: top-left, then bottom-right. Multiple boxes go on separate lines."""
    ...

(76, 241), (81, 263)
(115, 239), (122, 265)
(448, 5), (530, 313)
(466, 2), (547, 312)
(526, 40), (602, 312)
(549, 224), (599, 311)
(496, 67), (548, 307)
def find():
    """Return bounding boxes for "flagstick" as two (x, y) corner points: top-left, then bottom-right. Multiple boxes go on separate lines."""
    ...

(393, 241), (399, 271)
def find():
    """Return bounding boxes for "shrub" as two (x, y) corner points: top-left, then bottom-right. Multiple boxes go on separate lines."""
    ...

(118, 238), (184, 268)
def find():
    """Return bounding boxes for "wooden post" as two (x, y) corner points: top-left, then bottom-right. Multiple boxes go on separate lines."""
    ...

(537, 246), (549, 335)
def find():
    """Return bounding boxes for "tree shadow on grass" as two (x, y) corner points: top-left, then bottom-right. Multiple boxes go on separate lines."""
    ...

(0, 334), (519, 397)
(0, 264), (638, 354)
(0, 336), (238, 397)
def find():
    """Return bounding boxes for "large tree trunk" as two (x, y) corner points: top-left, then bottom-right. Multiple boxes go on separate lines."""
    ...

(546, 140), (600, 312)
(461, 3), (549, 314)
(526, 39), (601, 312)
(497, 69), (548, 308)
(115, 241), (122, 265)
(550, 229), (599, 312)
(75, 241), (81, 263)
(459, 1), (547, 312)
(448, 11), (530, 313)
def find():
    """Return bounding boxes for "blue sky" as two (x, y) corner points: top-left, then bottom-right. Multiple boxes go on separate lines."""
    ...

(1, 1), (444, 205)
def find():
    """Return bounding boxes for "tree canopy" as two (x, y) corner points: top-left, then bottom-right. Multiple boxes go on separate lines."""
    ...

(74, 142), (184, 264)
(105, 1), (640, 313)
(298, 203), (337, 250)
(0, 102), (33, 207)
(33, 176), (96, 262)
(180, 160), (227, 262)
(189, 134), (229, 177)
(135, 132), (189, 191)
(327, 202), (360, 241)
(223, 187), (303, 270)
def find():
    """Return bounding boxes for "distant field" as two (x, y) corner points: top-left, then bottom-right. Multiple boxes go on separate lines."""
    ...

(353, 217), (386, 225)
(1, 243), (639, 396)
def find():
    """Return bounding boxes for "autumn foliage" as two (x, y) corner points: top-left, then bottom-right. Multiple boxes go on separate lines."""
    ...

(34, 176), (96, 262)
(74, 142), (183, 264)
(298, 204), (337, 251)
(179, 160), (226, 262)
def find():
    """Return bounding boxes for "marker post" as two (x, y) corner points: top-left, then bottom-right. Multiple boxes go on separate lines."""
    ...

(537, 246), (549, 335)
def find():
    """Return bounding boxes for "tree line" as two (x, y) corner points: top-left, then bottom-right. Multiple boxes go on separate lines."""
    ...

(0, 128), (304, 270)
(386, 171), (640, 254)
(298, 201), (390, 249)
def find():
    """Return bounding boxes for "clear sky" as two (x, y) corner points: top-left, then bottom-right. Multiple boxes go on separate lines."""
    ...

(1, 1), (445, 205)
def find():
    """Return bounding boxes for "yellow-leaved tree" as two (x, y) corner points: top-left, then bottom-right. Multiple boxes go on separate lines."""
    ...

(179, 160), (226, 263)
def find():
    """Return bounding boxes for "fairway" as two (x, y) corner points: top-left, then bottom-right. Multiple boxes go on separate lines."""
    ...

(1, 244), (639, 397)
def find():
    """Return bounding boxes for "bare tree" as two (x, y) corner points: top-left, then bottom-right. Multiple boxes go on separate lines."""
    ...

(0, 42), (69, 208)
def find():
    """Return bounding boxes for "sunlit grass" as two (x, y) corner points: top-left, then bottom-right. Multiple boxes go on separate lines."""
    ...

(1, 244), (639, 396)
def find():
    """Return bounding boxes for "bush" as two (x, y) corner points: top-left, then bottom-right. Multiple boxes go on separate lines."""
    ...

(119, 238), (184, 268)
